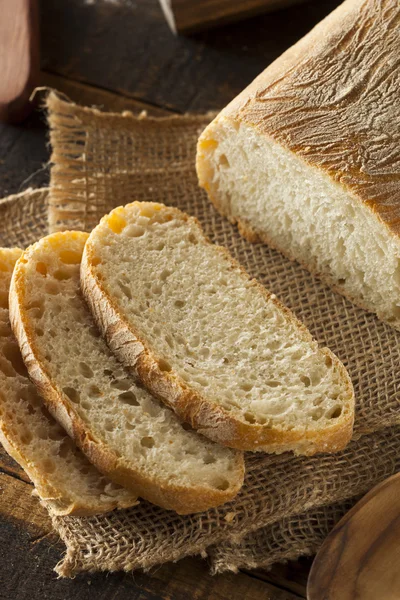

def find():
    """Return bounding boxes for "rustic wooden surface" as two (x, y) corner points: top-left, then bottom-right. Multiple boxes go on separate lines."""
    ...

(307, 473), (400, 600)
(0, 1), (344, 598)
(158, 0), (307, 34)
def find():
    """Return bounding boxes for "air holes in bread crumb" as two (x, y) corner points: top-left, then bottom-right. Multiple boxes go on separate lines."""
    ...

(54, 269), (71, 281)
(26, 299), (45, 318)
(35, 327), (44, 337)
(188, 233), (198, 244)
(59, 250), (81, 265)
(244, 412), (256, 424)
(160, 269), (171, 281)
(119, 391), (139, 406)
(45, 281), (60, 295)
(2, 342), (26, 375)
(63, 387), (80, 403)
(36, 262), (47, 276)
(42, 459), (56, 473)
(218, 154), (230, 168)
(105, 420), (114, 432)
(79, 362), (94, 378)
(266, 380), (279, 388)
(111, 379), (131, 391)
(181, 422), (192, 431)
(88, 385), (101, 398)
(158, 359), (172, 372)
(141, 436), (155, 448)
(240, 382), (253, 392)
(215, 478), (230, 491)
(20, 432), (32, 445)
(0, 292), (8, 309)
(125, 225), (145, 238)
(300, 376), (311, 387)
(204, 454), (216, 465)
(325, 355), (333, 368)
(328, 406), (342, 419)
(119, 283), (132, 299)
(174, 300), (185, 308)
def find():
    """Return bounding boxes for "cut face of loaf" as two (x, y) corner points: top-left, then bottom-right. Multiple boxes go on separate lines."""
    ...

(10, 232), (244, 514)
(0, 248), (137, 516)
(82, 202), (354, 455)
(196, 0), (400, 328)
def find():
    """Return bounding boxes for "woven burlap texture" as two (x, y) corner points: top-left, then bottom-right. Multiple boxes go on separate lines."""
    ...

(3, 190), (399, 580)
(209, 497), (358, 574)
(2, 93), (399, 576)
(44, 92), (400, 576)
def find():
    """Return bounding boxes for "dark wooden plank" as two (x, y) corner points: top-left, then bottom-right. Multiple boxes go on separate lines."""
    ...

(40, 0), (342, 113)
(0, 110), (49, 200)
(39, 72), (171, 117)
(158, 0), (306, 34)
(250, 559), (312, 598)
(308, 473), (400, 600)
(0, 471), (302, 600)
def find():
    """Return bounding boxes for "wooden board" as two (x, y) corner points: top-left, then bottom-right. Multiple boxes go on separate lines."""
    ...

(39, 0), (342, 113)
(308, 473), (400, 600)
(158, 0), (306, 34)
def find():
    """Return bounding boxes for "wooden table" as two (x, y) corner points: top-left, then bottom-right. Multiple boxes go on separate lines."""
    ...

(0, 1), (342, 598)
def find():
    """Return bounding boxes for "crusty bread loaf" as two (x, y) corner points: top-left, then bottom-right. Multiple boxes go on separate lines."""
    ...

(9, 232), (244, 514)
(0, 248), (137, 516)
(196, 0), (400, 328)
(82, 202), (354, 455)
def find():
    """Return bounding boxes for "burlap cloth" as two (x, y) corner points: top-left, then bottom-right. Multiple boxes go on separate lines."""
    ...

(1, 92), (399, 577)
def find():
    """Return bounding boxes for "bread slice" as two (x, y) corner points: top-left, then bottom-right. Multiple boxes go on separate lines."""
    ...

(0, 248), (137, 516)
(9, 232), (244, 514)
(196, 0), (400, 329)
(81, 202), (354, 455)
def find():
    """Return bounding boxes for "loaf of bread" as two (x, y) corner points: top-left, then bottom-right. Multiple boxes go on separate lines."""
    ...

(197, 0), (400, 328)
(9, 232), (244, 514)
(82, 201), (354, 455)
(0, 247), (138, 516)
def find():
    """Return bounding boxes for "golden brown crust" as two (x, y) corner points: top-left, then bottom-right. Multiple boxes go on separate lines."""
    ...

(0, 247), (135, 517)
(9, 239), (243, 514)
(82, 204), (354, 456)
(218, 0), (400, 236)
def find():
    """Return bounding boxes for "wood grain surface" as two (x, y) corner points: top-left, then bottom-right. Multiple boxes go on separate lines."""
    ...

(0, 0), (39, 123)
(39, 0), (341, 113)
(307, 473), (400, 600)
(158, 0), (306, 34)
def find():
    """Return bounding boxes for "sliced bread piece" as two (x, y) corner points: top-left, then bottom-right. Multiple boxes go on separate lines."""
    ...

(0, 247), (137, 516)
(9, 232), (244, 514)
(82, 202), (354, 455)
(196, 0), (400, 328)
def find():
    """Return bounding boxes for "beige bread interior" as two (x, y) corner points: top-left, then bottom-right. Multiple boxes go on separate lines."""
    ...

(0, 247), (138, 516)
(82, 202), (354, 455)
(9, 232), (244, 514)
(197, 118), (400, 328)
(196, 0), (400, 328)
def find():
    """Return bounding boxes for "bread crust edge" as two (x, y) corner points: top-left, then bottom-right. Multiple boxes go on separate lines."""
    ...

(82, 204), (354, 456)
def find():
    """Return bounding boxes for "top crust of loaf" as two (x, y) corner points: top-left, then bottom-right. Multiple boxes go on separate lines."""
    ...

(211, 0), (400, 237)
(82, 202), (354, 456)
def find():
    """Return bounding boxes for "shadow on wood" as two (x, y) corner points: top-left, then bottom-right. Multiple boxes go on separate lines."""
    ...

(307, 472), (400, 600)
